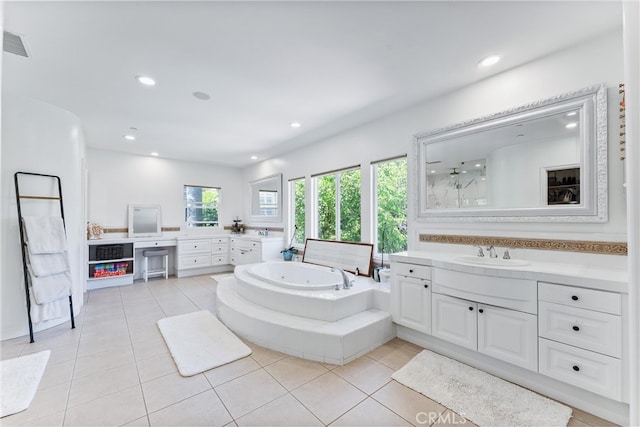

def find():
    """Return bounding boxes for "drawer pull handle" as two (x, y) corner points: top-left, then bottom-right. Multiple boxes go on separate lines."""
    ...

(571, 295), (579, 301)
(409, 269), (414, 273)
(424, 284), (428, 288)
(572, 365), (580, 372)
(468, 306), (474, 311)
(572, 325), (580, 332)
(478, 309), (484, 313)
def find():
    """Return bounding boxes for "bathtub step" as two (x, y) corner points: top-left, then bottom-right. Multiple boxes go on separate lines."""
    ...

(216, 277), (394, 365)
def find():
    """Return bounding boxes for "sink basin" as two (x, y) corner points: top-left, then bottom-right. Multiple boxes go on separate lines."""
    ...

(453, 256), (530, 267)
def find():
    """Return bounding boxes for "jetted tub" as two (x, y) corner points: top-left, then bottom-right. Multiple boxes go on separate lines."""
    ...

(246, 261), (355, 290)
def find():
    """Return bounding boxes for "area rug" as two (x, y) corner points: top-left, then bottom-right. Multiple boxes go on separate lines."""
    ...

(158, 310), (251, 377)
(392, 350), (572, 427)
(0, 350), (50, 418)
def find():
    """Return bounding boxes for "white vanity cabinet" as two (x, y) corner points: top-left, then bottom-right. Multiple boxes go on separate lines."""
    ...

(432, 292), (538, 371)
(431, 268), (538, 371)
(391, 262), (432, 333)
(538, 282), (623, 400)
(229, 236), (284, 265)
(176, 236), (231, 277)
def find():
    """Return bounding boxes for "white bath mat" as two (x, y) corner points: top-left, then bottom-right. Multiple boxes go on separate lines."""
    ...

(0, 350), (50, 418)
(158, 310), (251, 377)
(392, 350), (572, 427)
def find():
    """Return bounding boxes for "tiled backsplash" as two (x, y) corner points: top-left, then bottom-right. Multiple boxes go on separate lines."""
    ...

(419, 234), (627, 255)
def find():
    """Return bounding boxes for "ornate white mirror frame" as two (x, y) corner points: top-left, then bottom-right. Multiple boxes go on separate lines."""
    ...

(414, 84), (607, 222)
(249, 173), (283, 223)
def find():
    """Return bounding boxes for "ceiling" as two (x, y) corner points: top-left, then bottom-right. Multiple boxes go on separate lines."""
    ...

(2, 1), (622, 168)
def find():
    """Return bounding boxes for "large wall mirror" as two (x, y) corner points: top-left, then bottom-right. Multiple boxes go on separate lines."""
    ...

(128, 204), (162, 237)
(415, 84), (607, 222)
(249, 174), (282, 222)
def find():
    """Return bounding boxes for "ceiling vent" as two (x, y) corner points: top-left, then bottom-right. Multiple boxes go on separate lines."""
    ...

(3, 31), (29, 57)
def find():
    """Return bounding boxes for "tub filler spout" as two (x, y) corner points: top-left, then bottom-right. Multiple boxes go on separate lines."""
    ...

(331, 267), (351, 290)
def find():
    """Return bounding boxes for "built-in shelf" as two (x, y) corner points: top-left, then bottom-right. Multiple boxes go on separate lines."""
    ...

(547, 167), (580, 205)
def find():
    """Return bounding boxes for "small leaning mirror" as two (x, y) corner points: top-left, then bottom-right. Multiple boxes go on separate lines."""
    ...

(249, 174), (282, 222)
(414, 84), (607, 222)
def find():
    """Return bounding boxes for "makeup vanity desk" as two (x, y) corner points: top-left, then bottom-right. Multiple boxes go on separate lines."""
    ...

(86, 233), (283, 290)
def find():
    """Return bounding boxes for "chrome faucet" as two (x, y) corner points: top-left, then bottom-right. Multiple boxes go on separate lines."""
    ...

(331, 267), (351, 289)
(486, 245), (498, 258)
(475, 246), (485, 257)
(503, 249), (511, 259)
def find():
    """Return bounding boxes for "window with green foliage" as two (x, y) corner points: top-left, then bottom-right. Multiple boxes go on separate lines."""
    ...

(289, 178), (306, 245)
(184, 185), (220, 227)
(373, 157), (407, 255)
(315, 167), (361, 242)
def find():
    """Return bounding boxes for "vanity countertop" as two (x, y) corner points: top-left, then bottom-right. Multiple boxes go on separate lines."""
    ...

(389, 251), (628, 293)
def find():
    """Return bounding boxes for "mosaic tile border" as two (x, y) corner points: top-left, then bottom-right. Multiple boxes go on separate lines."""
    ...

(103, 226), (181, 234)
(419, 234), (627, 255)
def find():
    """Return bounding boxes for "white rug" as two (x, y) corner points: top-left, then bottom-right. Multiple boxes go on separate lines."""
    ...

(0, 350), (50, 418)
(158, 310), (251, 377)
(392, 350), (572, 427)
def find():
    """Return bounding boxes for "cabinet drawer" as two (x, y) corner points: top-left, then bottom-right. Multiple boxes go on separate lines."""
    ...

(179, 239), (211, 254)
(538, 282), (621, 315)
(135, 239), (176, 249)
(433, 268), (537, 314)
(539, 301), (621, 358)
(212, 237), (229, 244)
(539, 338), (621, 400)
(211, 255), (229, 265)
(211, 244), (229, 255)
(393, 263), (431, 280)
(178, 254), (211, 269)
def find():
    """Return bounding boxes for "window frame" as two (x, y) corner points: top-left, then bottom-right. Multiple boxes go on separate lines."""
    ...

(371, 155), (408, 257)
(288, 177), (306, 247)
(312, 165), (361, 242)
(183, 184), (221, 228)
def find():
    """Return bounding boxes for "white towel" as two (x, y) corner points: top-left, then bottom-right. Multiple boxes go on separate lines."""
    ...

(26, 251), (69, 277)
(28, 268), (71, 304)
(22, 216), (67, 254)
(29, 289), (68, 324)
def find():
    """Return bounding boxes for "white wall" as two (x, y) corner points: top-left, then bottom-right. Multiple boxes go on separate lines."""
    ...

(86, 149), (244, 231)
(244, 31), (626, 254)
(1, 95), (86, 340)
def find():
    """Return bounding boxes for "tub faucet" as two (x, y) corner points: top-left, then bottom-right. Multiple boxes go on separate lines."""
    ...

(486, 245), (497, 258)
(331, 267), (351, 289)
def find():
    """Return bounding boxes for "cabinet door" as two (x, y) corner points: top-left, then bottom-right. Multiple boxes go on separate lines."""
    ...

(477, 305), (538, 371)
(432, 293), (477, 350)
(392, 275), (431, 333)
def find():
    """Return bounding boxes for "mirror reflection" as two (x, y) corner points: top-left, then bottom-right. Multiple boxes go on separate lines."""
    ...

(425, 110), (581, 209)
(416, 84), (607, 222)
(250, 174), (282, 221)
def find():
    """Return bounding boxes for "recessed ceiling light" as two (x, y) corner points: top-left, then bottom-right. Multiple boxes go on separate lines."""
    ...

(481, 177), (486, 181)
(136, 75), (156, 86)
(478, 55), (501, 67)
(461, 170), (468, 174)
(566, 111), (577, 117)
(566, 122), (578, 129)
(475, 163), (482, 168)
(250, 155), (258, 160)
(193, 91), (210, 100)
(124, 134), (136, 141)
(290, 122), (301, 128)
(150, 152), (159, 157)
(430, 170), (436, 174)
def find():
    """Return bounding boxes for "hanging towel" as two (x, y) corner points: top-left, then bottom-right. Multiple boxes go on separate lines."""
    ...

(26, 251), (69, 277)
(27, 267), (71, 304)
(28, 289), (68, 324)
(22, 216), (67, 254)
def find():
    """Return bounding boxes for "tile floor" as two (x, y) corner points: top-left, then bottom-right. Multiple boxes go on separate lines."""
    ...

(0, 275), (617, 427)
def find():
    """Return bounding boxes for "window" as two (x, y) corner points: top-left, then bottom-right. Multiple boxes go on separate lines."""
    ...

(315, 167), (361, 242)
(184, 185), (220, 227)
(373, 157), (407, 254)
(289, 178), (306, 245)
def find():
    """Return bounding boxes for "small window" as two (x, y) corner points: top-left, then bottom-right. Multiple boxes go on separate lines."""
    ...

(373, 157), (407, 254)
(289, 178), (306, 245)
(184, 185), (220, 227)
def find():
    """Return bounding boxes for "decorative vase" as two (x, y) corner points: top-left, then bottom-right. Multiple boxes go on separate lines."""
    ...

(282, 250), (294, 261)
